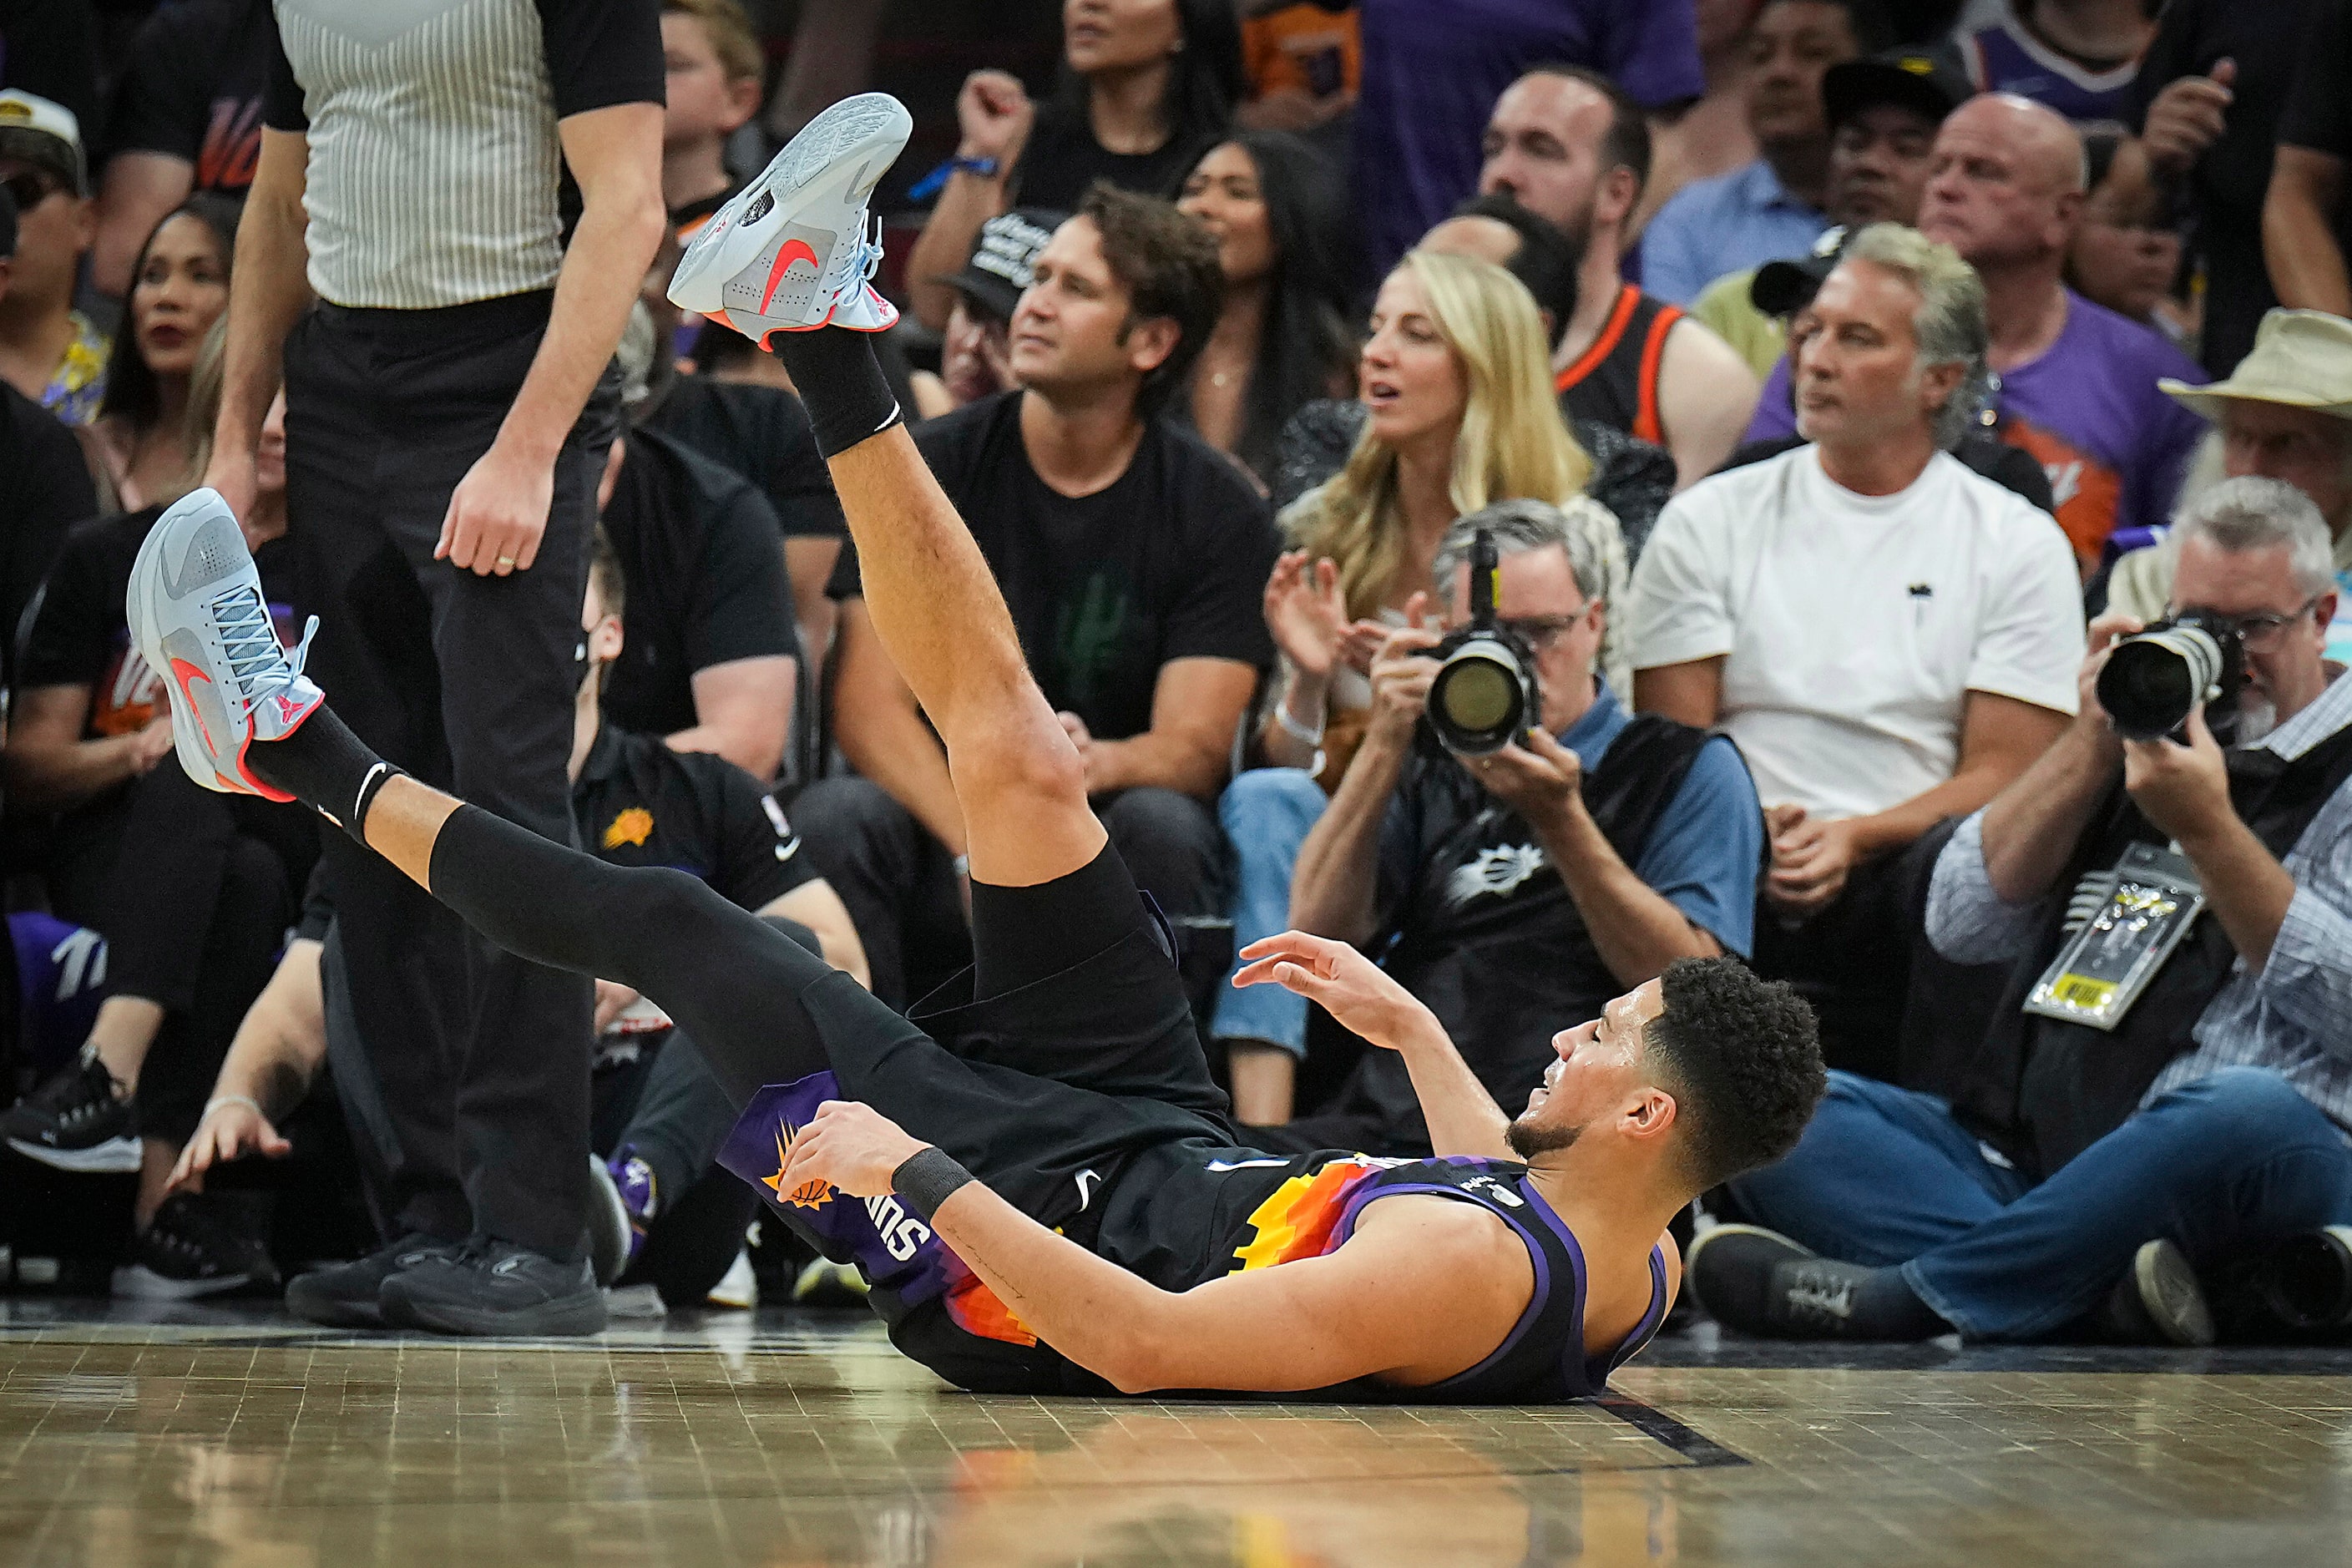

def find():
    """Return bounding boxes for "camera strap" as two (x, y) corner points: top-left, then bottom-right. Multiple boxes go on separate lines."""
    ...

(2021, 842), (2205, 1032)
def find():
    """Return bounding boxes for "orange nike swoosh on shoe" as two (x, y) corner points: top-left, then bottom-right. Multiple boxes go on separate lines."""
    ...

(168, 658), (220, 756)
(757, 238), (822, 315)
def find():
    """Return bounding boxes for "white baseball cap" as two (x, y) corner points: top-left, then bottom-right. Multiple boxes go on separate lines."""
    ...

(0, 89), (87, 196)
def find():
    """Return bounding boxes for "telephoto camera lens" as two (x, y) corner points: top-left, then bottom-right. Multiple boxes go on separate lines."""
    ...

(1428, 639), (1532, 756)
(2097, 623), (2227, 741)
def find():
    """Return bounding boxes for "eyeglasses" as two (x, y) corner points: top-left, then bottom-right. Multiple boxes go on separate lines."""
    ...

(1, 169), (62, 213)
(1497, 607), (1596, 648)
(2169, 596), (2324, 651)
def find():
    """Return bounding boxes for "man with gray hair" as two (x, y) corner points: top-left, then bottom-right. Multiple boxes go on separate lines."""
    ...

(1698, 474), (2352, 1348)
(1280, 498), (1764, 1156)
(1743, 94), (2210, 574)
(1631, 221), (2086, 1079)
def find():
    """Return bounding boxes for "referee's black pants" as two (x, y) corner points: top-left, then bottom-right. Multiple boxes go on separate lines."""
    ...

(283, 291), (615, 1261)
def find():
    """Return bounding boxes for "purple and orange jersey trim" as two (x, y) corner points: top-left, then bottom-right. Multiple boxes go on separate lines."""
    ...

(1227, 1161), (1386, 1273)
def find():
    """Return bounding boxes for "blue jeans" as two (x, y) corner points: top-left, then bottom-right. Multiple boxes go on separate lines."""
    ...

(1723, 1067), (2352, 1339)
(1208, 768), (1329, 1054)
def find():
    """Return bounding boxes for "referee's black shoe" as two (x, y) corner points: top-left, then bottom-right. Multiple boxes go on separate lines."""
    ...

(380, 1237), (607, 1337)
(286, 1234), (456, 1328)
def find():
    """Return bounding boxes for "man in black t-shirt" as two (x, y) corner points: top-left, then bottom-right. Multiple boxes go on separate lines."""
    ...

(2266, 0), (2352, 321)
(804, 187), (1277, 1009)
(89, 0), (271, 301)
(594, 423), (802, 783)
(2127, 0), (2317, 376)
(0, 184), (98, 675)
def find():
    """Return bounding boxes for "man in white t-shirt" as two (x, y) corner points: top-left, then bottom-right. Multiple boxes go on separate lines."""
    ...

(1628, 223), (2084, 1077)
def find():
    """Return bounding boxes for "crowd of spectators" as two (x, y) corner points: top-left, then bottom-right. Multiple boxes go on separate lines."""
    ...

(2, 0), (2350, 1350)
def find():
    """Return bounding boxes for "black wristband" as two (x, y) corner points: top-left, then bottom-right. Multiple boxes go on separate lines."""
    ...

(892, 1146), (974, 1219)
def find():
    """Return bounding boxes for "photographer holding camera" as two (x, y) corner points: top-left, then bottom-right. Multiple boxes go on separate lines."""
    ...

(1279, 498), (1763, 1156)
(1695, 477), (2352, 1348)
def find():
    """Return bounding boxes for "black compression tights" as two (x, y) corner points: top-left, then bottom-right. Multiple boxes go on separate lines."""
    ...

(427, 803), (837, 1108)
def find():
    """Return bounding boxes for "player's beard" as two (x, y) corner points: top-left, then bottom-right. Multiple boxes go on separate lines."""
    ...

(1506, 1112), (1586, 1160)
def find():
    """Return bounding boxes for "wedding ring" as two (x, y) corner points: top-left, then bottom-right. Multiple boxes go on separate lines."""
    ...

(495, 555), (518, 567)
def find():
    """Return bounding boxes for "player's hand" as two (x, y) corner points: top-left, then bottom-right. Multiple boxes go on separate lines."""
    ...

(436, 438), (554, 577)
(778, 1100), (929, 1200)
(1766, 815), (1864, 916)
(956, 70), (1034, 166)
(1464, 729), (1584, 829)
(124, 716), (176, 776)
(2141, 60), (2233, 179)
(1234, 930), (1444, 1054)
(169, 1099), (291, 1191)
(2123, 701), (2233, 844)
(594, 980), (641, 1034)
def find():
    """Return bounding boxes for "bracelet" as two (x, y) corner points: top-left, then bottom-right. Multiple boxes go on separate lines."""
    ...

(1273, 699), (1325, 749)
(892, 1146), (975, 1220)
(906, 154), (1003, 202)
(200, 1095), (264, 1123)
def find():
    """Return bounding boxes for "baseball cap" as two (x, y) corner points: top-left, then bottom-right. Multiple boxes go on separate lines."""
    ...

(933, 209), (1065, 323)
(0, 90), (87, 197)
(1751, 225), (1851, 318)
(1822, 48), (1970, 134)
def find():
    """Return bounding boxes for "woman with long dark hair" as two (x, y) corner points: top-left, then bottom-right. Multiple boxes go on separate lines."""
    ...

(907, 0), (1244, 331)
(1172, 130), (1354, 487)
(84, 196), (238, 513)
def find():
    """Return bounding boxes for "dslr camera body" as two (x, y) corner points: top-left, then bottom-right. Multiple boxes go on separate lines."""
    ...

(1424, 529), (1541, 757)
(2095, 613), (2248, 743)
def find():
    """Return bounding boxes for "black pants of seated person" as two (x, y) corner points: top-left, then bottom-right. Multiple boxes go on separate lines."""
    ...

(590, 1030), (761, 1309)
(1748, 822), (1960, 1086)
(793, 775), (1230, 1011)
(58, 766), (317, 1145)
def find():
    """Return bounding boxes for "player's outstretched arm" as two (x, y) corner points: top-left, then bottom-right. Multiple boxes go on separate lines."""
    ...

(781, 1100), (1525, 1393)
(1234, 933), (1515, 1161)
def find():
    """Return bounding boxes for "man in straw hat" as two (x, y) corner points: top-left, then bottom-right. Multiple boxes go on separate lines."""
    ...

(2110, 309), (2352, 665)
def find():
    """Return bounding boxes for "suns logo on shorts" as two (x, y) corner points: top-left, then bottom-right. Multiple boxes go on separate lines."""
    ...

(756, 1120), (834, 1210)
(603, 807), (655, 848)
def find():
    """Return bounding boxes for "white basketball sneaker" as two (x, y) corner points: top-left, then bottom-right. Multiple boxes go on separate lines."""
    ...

(125, 487), (322, 800)
(669, 92), (912, 345)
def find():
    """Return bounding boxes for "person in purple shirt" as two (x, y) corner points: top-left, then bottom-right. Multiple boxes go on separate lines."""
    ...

(1352, 0), (1702, 284)
(1947, 0), (2153, 131)
(1745, 94), (2206, 573)
(1639, 0), (1879, 306)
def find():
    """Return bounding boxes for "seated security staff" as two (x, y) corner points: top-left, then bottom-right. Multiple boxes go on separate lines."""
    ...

(182, 549), (865, 1328)
(1282, 499), (1763, 1157)
(1693, 478), (2352, 1347)
(803, 185), (1277, 1009)
(595, 422), (802, 784)
(1629, 224), (2085, 1080)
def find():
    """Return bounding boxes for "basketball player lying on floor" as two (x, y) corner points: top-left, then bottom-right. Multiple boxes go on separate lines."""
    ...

(129, 93), (1824, 1400)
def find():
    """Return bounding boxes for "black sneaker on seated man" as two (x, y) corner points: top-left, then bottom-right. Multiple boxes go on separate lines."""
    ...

(1688, 1223), (2216, 1347)
(113, 1191), (281, 1300)
(380, 1238), (605, 1337)
(2, 1050), (139, 1173)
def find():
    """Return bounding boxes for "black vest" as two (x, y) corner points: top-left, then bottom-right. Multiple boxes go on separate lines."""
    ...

(1335, 715), (1715, 1152)
(1953, 721), (2352, 1178)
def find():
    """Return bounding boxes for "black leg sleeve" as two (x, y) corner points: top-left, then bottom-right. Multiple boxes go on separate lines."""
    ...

(422, 804), (840, 1106)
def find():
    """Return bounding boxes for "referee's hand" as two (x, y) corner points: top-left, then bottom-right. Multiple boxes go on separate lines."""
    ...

(437, 441), (554, 577)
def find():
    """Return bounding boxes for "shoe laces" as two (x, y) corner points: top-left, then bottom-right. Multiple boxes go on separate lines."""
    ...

(210, 584), (317, 707)
(827, 213), (884, 295)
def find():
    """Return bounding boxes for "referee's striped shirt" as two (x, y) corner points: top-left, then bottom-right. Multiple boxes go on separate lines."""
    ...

(265, 0), (663, 311)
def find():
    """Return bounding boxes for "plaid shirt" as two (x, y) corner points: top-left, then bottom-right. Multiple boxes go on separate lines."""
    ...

(1927, 669), (2352, 1135)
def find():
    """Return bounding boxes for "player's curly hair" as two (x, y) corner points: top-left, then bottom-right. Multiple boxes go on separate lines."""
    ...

(1642, 958), (1826, 1192)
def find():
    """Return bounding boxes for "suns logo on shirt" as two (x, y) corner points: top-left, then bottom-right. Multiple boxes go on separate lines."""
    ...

(756, 1120), (834, 1210)
(1448, 842), (1548, 908)
(603, 807), (655, 848)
